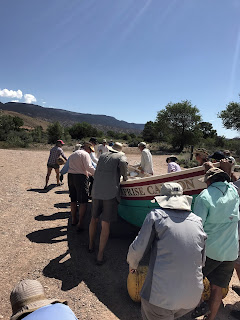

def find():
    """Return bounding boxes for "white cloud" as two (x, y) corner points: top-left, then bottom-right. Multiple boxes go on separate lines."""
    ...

(42, 101), (46, 104)
(11, 100), (19, 102)
(24, 94), (37, 104)
(0, 88), (23, 99)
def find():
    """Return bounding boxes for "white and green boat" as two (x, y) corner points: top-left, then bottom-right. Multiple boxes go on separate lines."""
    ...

(118, 166), (206, 227)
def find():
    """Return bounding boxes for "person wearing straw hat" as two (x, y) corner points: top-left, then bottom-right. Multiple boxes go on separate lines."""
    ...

(44, 140), (68, 189)
(10, 279), (77, 320)
(192, 168), (239, 320)
(127, 182), (207, 320)
(67, 142), (95, 231)
(88, 142), (128, 265)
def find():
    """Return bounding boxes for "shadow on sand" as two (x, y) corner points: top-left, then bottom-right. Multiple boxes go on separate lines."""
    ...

(27, 184), (56, 193)
(35, 211), (70, 221)
(27, 203), (143, 319)
(27, 226), (67, 244)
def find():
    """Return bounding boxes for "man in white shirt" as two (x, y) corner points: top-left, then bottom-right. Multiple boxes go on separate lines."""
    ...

(138, 142), (153, 175)
(97, 139), (109, 158)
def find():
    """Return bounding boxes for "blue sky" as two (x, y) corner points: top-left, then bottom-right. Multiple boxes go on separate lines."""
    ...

(0, 0), (240, 138)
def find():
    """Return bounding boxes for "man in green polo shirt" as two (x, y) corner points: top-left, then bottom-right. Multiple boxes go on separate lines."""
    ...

(193, 167), (239, 320)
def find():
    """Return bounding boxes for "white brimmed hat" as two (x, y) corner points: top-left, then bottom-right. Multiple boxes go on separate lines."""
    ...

(108, 142), (123, 153)
(10, 279), (67, 320)
(154, 182), (192, 211)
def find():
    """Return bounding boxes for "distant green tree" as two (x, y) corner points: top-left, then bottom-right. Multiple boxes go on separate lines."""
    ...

(142, 121), (157, 142)
(0, 114), (24, 141)
(68, 122), (97, 140)
(214, 135), (226, 148)
(218, 98), (240, 132)
(197, 122), (217, 139)
(31, 126), (44, 143)
(155, 100), (201, 152)
(47, 122), (64, 144)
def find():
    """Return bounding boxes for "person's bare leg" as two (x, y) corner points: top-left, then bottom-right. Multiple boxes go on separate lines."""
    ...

(45, 167), (52, 188)
(206, 284), (223, 320)
(97, 220), (110, 261)
(76, 203), (87, 229)
(88, 217), (98, 250)
(70, 202), (77, 225)
(55, 168), (60, 185)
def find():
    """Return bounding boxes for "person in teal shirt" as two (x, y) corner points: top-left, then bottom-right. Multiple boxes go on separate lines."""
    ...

(193, 167), (239, 320)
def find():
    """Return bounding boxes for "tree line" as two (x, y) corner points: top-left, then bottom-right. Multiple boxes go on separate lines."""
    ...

(142, 98), (240, 154)
(0, 96), (239, 152)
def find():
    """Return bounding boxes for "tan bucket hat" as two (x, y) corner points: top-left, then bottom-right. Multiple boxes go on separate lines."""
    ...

(154, 182), (192, 211)
(83, 142), (95, 152)
(10, 279), (67, 320)
(201, 167), (230, 183)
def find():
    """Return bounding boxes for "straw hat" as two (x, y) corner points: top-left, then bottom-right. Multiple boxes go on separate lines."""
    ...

(108, 142), (123, 153)
(56, 157), (66, 165)
(193, 148), (208, 158)
(10, 279), (67, 320)
(154, 182), (192, 211)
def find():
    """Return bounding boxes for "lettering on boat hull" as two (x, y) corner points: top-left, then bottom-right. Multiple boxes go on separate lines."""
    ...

(121, 177), (205, 200)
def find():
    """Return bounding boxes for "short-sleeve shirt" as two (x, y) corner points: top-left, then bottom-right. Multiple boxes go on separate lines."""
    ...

(47, 146), (67, 165)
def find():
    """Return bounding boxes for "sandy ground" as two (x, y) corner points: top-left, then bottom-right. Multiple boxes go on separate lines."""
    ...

(0, 147), (240, 320)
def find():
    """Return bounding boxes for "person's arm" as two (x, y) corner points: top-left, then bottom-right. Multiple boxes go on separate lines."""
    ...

(83, 153), (95, 176)
(127, 211), (157, 270)
(193, 193), (209, 225)
(90, 152), (98, 164)
(60, 148), (68, 161)
(119, 156), (128, 181)
(60, 159), (69, 175)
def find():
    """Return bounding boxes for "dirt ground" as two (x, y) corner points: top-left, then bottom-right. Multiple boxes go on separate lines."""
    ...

(0, 147), (240, 320)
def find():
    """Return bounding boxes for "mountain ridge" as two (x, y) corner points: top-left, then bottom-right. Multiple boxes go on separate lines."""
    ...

(0, 102), (144, 133)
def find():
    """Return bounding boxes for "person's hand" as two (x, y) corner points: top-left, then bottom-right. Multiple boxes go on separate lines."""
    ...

(203, 161), (214, 172)
(219, 159), (232, 176)
(129, 266), (137, 274)
(60, 174), (63, 182)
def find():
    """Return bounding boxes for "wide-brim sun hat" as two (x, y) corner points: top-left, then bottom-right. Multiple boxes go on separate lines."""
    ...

(201, 167), (230, 183)
(138, 142), (146, 148)
(83, 142), (95, 152)
(108, 142), (124, 153)
(154, 182), (192, 211)
(10, 279), (67, 320)
(166, 155), (178, 163)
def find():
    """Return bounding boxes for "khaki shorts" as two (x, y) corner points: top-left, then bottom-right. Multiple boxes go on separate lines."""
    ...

(91, 198), (119, 222)
(203, 257), (235, 288)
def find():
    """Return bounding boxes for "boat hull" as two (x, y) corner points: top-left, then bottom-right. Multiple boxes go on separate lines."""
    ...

(118, 166), (206, 227)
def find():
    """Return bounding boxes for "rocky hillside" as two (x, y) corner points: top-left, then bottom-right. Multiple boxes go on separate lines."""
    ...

(0, 102), (144, 133)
